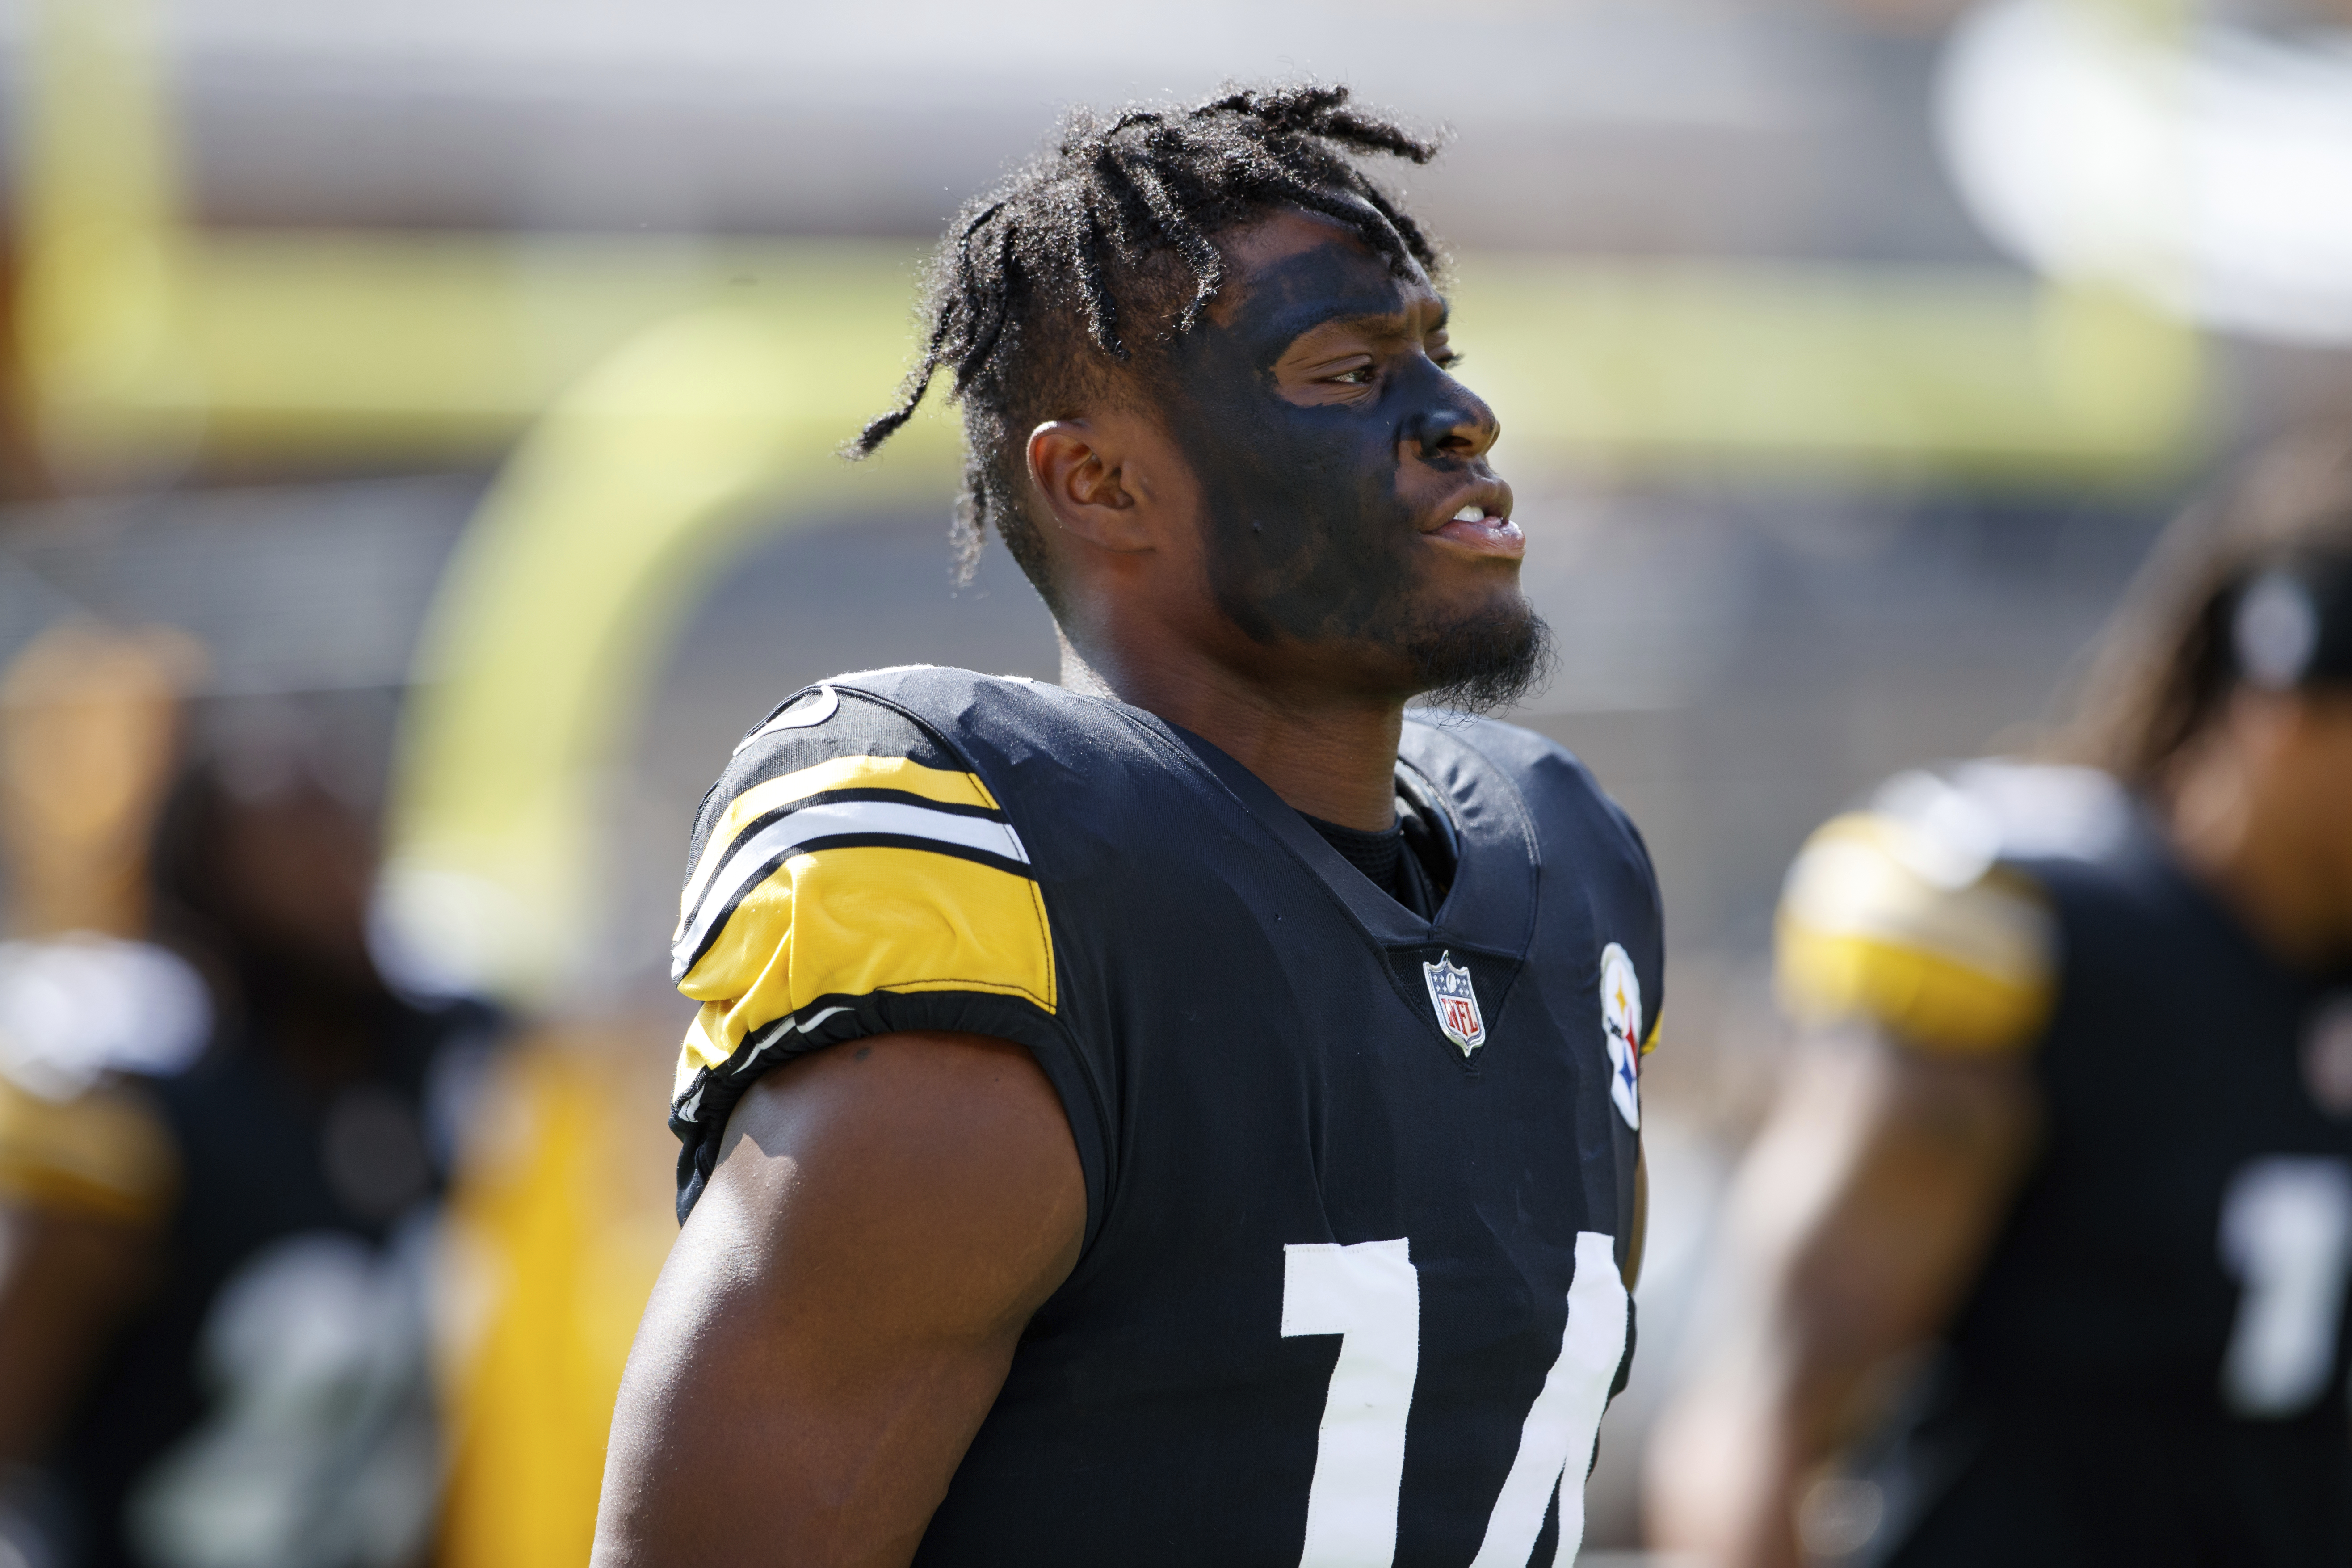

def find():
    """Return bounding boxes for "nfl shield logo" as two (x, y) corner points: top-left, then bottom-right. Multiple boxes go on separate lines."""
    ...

(1423, 952), (1487, 1058)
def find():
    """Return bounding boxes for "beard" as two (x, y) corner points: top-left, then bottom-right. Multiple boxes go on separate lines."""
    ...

(1405, 596), (1555, 715)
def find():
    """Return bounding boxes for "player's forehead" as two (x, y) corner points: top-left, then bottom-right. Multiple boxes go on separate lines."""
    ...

(1204, 206), (1445, 351)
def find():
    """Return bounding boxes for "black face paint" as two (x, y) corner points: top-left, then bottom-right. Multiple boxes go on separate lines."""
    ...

(1153, 231), (1550, 710)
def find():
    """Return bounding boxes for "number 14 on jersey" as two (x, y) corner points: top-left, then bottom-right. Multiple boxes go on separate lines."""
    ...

(1281, 1231), (1630, 1568)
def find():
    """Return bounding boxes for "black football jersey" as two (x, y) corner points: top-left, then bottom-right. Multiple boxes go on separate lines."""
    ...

(29, 991), (491, 1568)
(1778, 762), (2352, 1566)
(668, 667), (1664, 1567)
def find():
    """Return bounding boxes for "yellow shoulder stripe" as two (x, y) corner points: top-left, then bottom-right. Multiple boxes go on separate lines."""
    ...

(680, 755), (999, 923)
(677, 842), (1055, 1080)
(1777, 924), (2050, 1055)
(1775, 811), (2056, 1055)
(0, 1076), (180, 1226)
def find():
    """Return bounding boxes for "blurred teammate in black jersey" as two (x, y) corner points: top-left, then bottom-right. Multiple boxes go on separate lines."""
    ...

(595, 86), (1665, 1566)
(1651, 429), (2352, 1567)
(0, 639), (494, 1568)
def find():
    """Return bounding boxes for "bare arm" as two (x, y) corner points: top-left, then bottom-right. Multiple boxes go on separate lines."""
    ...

(0, 1077), (175, 1466)
(1625, 1143), (1648, 1291)
(0, 1206), (151, 1465)
(592, 1030), (1086, 1568)
(1646, 1036), (2039, 1568)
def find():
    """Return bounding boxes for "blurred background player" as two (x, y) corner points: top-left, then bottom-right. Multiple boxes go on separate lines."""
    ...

(0, 625), (202, 1563)
(1648, 425), (2352, 1566)
(0, 623), (497, 1568)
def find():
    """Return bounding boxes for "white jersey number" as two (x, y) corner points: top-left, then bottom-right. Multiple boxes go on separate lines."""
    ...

(2219, 1156), (2352, 1417)
(1281, 1231), (1628, 1568)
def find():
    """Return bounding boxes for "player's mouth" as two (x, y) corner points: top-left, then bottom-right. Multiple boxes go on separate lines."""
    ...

(1425, 486), (1523, 559)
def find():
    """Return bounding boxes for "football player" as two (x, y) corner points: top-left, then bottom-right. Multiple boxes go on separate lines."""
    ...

(1647, 428), (2352, 1566)
(0, 632), (491, 1568)
(594, 86), (1665, 1567)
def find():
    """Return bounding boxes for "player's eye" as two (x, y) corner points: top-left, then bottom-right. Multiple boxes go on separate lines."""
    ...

(1329, 363), (1377, 386)
(1432, 348), (1463, 370)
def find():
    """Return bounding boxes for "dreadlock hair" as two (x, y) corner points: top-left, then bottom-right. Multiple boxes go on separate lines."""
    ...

(2059, 422), (2352, 790)
(848, 83), (1444, 606)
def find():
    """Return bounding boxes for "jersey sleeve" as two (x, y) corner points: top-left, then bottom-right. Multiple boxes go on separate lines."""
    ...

(667, 685), (1065, 1219)
(0, 935), (203, 1225)
(1774, 806), (2058, 1055)
(0, 1074), (178, 1224)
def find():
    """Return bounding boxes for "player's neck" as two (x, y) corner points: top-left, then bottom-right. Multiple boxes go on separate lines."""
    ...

(1059, 636), (1404, 832)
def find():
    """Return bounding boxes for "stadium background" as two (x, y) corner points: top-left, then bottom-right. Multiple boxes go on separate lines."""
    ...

(2, 0), (2349, 1560)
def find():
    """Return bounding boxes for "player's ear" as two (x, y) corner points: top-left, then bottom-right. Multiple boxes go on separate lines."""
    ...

(1025, 419), (1159, 554)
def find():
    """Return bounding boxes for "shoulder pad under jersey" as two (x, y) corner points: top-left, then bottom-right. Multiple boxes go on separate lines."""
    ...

(1774, 762), (2127, 1055)
(0, 935), (202, 1222)
(669, 678), (1057, 1118)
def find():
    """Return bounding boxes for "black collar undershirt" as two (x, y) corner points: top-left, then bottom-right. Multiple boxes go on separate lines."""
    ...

(1302, 777), (1457, 921)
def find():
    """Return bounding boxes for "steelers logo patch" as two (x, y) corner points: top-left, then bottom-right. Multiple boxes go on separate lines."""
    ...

(1600, 942), (1642, 1131)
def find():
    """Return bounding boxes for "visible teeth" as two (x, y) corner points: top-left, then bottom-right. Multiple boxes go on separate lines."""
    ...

(1453, 505), (1484, 521)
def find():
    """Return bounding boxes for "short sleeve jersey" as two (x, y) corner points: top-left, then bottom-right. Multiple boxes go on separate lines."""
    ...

(1776, 761), (2352, 1566)
(669, 667), (1665, 1567)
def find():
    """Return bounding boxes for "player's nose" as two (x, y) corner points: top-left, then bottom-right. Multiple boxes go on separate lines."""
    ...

(1406, 375), (1499, 464)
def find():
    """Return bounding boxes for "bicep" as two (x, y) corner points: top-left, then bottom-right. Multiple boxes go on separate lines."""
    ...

(593, 1030), (1085, 1568)
(0, 1205), (152, 1463)
(1625, 1143), (1648, 1291)
(0, 1076), (173, 1464)
(1751, 1032), (2041, 1371)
